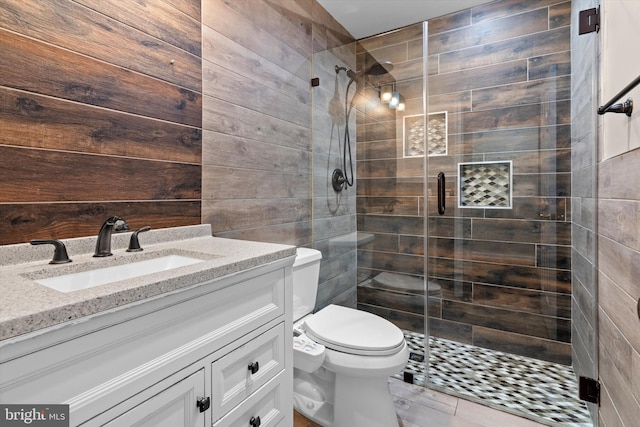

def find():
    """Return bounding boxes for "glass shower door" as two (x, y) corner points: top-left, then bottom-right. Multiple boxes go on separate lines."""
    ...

(423, 3), (593, 424)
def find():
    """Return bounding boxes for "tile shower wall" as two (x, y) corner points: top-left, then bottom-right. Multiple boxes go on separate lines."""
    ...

(0, 0), (203, 244)
(200, 1), (356, 308)
(355, 22), (426, 329)
(596, 1), (640, 425)
(311, 42), (359, 309)
(1, 0), (355, 307)
(357, 0), (573, 364)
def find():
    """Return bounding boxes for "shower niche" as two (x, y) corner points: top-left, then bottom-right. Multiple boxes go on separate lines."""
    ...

(458, 161), (512, 209)
(403, 112), (448, 157)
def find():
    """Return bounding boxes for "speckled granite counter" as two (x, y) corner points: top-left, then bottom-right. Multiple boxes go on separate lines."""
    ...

(0, 225), (296, 341)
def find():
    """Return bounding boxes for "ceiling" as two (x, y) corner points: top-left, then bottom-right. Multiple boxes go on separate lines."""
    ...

(316, 0), (495, 39)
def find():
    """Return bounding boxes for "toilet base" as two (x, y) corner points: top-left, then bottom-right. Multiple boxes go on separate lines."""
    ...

(333, 373), (399, 427)
(294, 365), (402, 427)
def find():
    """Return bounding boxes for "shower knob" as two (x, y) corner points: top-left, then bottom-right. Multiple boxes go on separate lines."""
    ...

(332, 168), (346, 192)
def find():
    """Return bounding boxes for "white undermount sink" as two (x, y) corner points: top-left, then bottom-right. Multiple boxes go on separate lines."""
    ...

(36, 255), (204, 293)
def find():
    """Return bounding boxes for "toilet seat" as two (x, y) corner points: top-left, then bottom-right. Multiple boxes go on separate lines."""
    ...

(303, 305), (405, 356)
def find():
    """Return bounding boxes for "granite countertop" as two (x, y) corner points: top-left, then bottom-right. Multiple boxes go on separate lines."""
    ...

(0, 225), (296, 341)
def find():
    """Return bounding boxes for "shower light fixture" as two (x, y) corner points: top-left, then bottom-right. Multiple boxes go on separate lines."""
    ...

(380, 85), (393, 102)
(389, 90), (400, 109)
(397, 95), (406, 111)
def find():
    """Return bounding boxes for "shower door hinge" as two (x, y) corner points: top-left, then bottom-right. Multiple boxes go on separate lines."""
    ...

(578, 376), (600, 405)
(578, 6), (600, 35)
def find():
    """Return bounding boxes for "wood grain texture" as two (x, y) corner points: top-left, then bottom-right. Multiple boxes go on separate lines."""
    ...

(202, 199), (311, 233)
(75, 0), (202, 55)
(1, 29), (202, 127)
(443, 300), (571, 342)
(0, 201), (201, 245)
(165, 0), (200, 21)
(0, 0), (202, 91)
(473, 325), (571, 365)
(439, 27), (570, 74)
(430, 237), (536, 267)
(428, 7), (548, 55)
(471, 0), (566, 24)
(1, 88), (201, 163)
(355, 0), (573, 359)
(473, 283), (572, 318)
(202, 0), (309, 81)
(201, 26), (310, 105)
(0, 0), (202, 245)
(429, 257), (571, 294)
(0, 146), (201, 203)
(293, 410), (322, 427)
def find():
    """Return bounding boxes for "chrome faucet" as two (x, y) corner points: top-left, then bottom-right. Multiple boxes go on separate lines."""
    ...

(93, 216), (129, 257)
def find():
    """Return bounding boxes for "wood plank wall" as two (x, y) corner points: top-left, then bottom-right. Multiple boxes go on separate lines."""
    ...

(0, 0), (203, 244)
(200, 1), (356, 308)
(356, 0), (573, 364)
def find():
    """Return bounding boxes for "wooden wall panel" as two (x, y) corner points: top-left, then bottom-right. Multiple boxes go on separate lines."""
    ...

(1, 88), (201, 163)
(0, 0), (201, 91)
(199, 0), (354, 301)
(0, 0), (203, 245)
(1, 30), (201, 127)
(1, 146), (201, 203)
(0, 202), (201, 245)
(75, 0), (202, 55)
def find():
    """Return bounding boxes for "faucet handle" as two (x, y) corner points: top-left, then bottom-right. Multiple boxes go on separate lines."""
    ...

(30, 239), (73, 264)
(127, 226), (151, 252)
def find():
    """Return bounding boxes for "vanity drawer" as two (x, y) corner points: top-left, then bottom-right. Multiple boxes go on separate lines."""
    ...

(213, 371), (287, 427)
(212, 323), (285, 422)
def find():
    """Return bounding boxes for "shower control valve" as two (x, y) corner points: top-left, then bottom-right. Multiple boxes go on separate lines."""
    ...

(332, 168), (346, 192)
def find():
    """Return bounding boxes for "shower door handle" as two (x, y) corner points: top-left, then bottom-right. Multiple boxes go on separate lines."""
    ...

(437, 172), (446, 215)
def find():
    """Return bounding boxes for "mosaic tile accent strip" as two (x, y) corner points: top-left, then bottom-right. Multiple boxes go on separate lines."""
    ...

(459, 161), (512, 208)
(403, 112), (448, 157)
(427, 112), (447, 156)
(395, 330), (592, 426)
(404, 114), (425, 157)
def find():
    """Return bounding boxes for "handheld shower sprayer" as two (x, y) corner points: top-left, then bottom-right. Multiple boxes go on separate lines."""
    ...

(332, 61), (394, 192)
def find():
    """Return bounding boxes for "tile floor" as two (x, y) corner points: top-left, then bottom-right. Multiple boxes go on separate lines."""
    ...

(390, 378), (549, 427)
(294, 379), (549, 427)
(397, 331), (592, 426)
(294, 331), (594, 427)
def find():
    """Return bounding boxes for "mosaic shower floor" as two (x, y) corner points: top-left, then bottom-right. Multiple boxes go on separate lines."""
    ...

(395, 330), (593, 426)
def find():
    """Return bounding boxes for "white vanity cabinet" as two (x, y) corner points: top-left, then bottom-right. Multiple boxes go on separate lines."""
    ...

(0, 257), (294, 427)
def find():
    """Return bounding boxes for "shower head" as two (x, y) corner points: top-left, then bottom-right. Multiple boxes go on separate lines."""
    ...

(335, 65), (357, 80)
(335, 61), (393, 81)
(365, 61), (394, 76)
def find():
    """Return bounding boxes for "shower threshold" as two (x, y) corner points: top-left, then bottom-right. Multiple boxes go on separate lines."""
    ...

(396, 330), (593, 427)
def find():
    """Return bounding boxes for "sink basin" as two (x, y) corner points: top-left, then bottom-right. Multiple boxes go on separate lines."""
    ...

(36, 255), (204, 293)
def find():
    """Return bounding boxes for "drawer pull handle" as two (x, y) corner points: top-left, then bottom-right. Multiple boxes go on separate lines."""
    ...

(196, 396), (210, 413)
(248, 361), (260, 374)
(249, 416), (261, 427)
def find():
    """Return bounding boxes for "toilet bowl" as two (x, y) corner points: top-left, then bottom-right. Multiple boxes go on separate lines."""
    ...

(292, 248), (409, 427)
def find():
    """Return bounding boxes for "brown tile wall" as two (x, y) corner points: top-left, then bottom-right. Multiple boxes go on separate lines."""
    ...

(0, 0), (203, 244)
(597, 150), (640, 425)
(1, 0), (355, 313)
(356, 0), (573, 364)
(199, 1), (355, 308)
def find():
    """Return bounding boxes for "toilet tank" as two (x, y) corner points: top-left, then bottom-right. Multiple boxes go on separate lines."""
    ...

(292, 248), (322, 322)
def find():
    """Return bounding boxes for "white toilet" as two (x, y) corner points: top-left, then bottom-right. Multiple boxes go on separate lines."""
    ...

(292, 247), (409, 427)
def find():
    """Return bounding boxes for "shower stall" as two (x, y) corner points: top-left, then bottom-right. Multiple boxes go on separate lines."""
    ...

(312, 1), (597, 425)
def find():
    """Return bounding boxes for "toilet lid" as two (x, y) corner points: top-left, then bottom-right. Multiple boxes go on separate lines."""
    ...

(303, 305), (405, 356)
